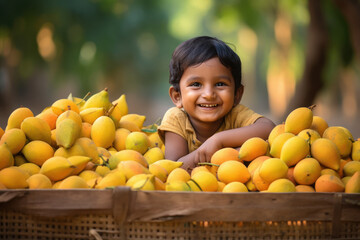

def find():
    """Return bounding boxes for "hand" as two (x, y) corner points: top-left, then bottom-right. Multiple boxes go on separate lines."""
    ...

(193, 134), (223, 165)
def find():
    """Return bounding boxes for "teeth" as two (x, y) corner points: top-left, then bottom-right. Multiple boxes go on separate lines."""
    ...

(199, 104), (218, 107)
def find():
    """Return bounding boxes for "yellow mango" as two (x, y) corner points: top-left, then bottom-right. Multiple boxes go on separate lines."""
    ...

(252, 167), (271, 191)
(21, 116), (52, 144)
(36, 107), (58, 130)
(97, 147), (111, 163)
(79, 170), (101, 182)
(269, 132), (295, 158)
(247, 156), (270, 177)
(321, 168), (340, 178)
(343, 161), (360, 177)
(339, 126), (354, 142)
(125, 131), (150, 155)
(311, 138), (341, 170)
(120, 114), (146, 129)
(147, 131), (163, 148)
(315, 174), (344, 192)
(108, 149), (148, 169)
(280, 136), (310, 167)
(80, 107), (105, 124)
(268, 123), (285, 147)
(40, 156), (75, 181)
(165, 181), (192, 191)
(113, 128), (130, 151)
(351, 140), (360, 161)
(323, 126), (352, 158)
(0, 128), (26, 155)
(126, 173), (152, 187)
(108, 103), (122, 128)
(267, 179), (296, 192)
(297, 129), (321, 145)
(95, 165), (111, 177)
(222, 182), (248, 193)
(148, 163), (168, 182)
(117, 160), (150, 180)
(56, 118), (81, 148)
(154, 177), (166, 191)
(95, 170), (126, 189)
(293, 158), (321, 185)
(58, 176), (89, 189)
(238, 137), (269, 162)
(310, 116), (328, 137)
(295, 185), (315, 192)
(112, 94), (128, 117)
(50, 129), (57, 148)
(55, 137), (100, 164)
(18, 162), (41, 176)
(118, 120), (141, 132)
(6, 107), (34, 130)
(217, 160), (250, 184)
(345, 171), (360, 193)
(80, 122), (92, 138)
(191, 171), (218, 192)
(151, 159), (183, 174)
(166, 168), (191, 183)
(0, 166), (29, 189)
(0, 145), (14, 170)
(245, 179), (257, 192)
(259, 158), (288, 183)
(27, 173), (52, 189)
(187, 179), (202, 191)
(56, 110), (82, 129)
(132, 175), (156, 191)
(67, 156), (91, 175)
(284, 107), (313, 135)
(22, 140), (54, 166)
(91, 116), (115, 148)
(82, 88), (112, 111)
(144, 147), (164, 165)
(51, 98), (80, 116)
(190, 166), (210, 177)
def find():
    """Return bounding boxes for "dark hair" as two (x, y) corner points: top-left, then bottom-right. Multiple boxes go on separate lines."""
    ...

(169, 36), (242, 92)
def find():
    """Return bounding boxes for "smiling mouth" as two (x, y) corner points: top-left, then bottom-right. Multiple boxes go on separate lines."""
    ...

(198, 104), (218, 108)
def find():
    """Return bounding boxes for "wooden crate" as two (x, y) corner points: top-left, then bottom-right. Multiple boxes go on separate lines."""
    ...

(1, 188), (360, 239)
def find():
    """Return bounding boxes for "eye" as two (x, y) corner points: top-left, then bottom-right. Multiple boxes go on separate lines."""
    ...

(189, 82), (201, 87)
(215, 82), (227, 87)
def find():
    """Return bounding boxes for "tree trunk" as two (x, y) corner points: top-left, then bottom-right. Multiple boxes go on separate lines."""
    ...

(282, 0), (328, 120)
(333, 0), (360, 62)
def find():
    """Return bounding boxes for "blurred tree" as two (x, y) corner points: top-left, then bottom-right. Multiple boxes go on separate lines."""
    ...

(284, 0), (360, 119)
(0, 0), (359, 131)
(0, 0), (177, 116)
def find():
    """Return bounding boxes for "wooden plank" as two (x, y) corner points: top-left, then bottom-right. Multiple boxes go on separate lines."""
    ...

(126, 191), (360, 222)
(341, 193), (360, 221)
(1, 189), (359, 223)
(0, 189), (114, 217)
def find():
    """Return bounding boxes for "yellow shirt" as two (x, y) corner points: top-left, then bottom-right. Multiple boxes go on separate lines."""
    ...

(158, 104), (262, 153)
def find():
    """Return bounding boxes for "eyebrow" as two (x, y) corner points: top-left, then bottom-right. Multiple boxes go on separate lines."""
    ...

(184, 75), (233, 82)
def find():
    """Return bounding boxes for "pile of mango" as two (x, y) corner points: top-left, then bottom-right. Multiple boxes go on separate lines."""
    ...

(0, 89), (359, 193)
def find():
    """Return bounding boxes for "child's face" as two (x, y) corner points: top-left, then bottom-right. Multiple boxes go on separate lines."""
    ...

(171, 57), (242, 125)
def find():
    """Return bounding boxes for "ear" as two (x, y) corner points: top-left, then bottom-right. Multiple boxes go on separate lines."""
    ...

(234, 85), (244, 106)
(169, 86), (183, 108)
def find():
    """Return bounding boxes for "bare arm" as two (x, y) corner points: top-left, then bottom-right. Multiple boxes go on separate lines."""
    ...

(215, 117), (275, 148)
(163, 131), (198, 171)
(164, 117), (275, 172)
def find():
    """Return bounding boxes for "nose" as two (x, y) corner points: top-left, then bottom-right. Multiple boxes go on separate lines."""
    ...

(202, 85), (216, 99)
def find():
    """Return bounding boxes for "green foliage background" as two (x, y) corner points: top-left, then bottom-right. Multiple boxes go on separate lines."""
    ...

(0, 0), (359, 134)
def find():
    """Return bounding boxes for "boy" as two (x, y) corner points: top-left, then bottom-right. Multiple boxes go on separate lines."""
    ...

(158, 36), (275, 172)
